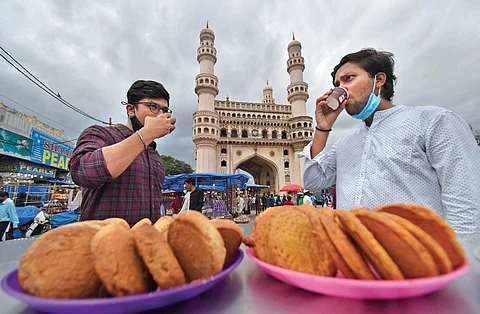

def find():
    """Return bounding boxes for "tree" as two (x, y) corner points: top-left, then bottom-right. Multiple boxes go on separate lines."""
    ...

(161, 155), (194, 176)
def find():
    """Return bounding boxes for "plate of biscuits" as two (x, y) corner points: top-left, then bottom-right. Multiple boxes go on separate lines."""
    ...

(244, 204), (470, 300)
(2, 212), (244, 314)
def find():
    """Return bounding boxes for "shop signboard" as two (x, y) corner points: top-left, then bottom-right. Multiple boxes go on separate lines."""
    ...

(0, 127), (32, 160)
(0, 107), (33, 137)
(18, 160), (56, 178)
(30, 129), (74, 171)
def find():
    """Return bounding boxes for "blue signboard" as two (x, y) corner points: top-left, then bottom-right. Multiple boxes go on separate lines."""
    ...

(18, 161), (56, 178)
(30, 130), (74, 171)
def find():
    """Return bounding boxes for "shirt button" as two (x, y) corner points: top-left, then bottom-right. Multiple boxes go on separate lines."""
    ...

(360, 173), (364, 177)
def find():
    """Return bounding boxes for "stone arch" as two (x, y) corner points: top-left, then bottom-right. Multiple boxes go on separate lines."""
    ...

(234, 153), (280, 193)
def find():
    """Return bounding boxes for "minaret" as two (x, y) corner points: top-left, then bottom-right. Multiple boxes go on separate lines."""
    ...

(286, 33), (308, 116)
(286, 33), (313, 186)
(193, 22), (220, 173)
(262, 80), (274, 104)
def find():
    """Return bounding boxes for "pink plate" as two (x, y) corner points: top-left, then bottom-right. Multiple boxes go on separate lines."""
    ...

(246, 247), (470, 300)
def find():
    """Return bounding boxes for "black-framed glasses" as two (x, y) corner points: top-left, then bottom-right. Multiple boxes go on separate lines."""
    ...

(134, 101), (172, 114)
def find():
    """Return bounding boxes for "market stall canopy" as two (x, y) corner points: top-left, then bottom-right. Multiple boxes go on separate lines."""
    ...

(163, 173), (250, 192)
(279, 183), (304, 192)
(245, 183), (270, 189)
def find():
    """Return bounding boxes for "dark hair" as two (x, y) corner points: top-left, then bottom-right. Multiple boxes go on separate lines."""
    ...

(127, 80), (170, 105)
(0, 191), (9, 198)
(331, 48), (397, 101)
(184, 177), (196, 186)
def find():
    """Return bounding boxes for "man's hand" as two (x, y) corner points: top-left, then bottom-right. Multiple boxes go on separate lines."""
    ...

(142, 113), (176, 142)
(315, 89), (346, 129)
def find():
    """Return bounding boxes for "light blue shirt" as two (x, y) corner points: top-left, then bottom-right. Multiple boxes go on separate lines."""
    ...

(302, 105), (480, 235)
(0, 198), (19, 228)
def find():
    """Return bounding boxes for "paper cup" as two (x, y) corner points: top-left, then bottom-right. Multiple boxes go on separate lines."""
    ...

(327, 87), (348, 110)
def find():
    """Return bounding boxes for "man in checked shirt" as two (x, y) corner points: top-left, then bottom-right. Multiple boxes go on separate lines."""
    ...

(69, 80), (176, 226)
(302, 48), (480, 235)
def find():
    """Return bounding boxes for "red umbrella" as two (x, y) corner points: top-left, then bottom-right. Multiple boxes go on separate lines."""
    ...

(279, 184), (304, 192)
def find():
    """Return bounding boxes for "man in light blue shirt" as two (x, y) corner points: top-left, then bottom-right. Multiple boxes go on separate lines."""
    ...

(0, 191), (19, 241)
(302, 48), (480, 235)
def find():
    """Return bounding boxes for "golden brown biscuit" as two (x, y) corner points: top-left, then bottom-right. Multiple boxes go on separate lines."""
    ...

(131, 224), (186, 289)
(266, 207), (336, 276)
(167, 211), (226, 282)
(91, 223), (156, 296)
(381, 212), (452, 274)
(243, 232), (255, 248)
(131, 218), (152, 231)
(154, 216), (174, 240)
(102, 218), (130, 229)
(318, 209), (376, 279)
(335, 210), (404, 280)
(210, 219), (243, 262)
(373, 204), (466, 269)
(18, 222), (104, 298)
(354, 210), (439, 279)
(252, 206), (287, 264)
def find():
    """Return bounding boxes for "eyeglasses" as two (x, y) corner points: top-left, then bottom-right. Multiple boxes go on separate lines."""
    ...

(134, 101), (172, 115)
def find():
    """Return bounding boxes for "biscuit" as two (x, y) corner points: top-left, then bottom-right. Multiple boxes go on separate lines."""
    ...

(355, 210), (438, 279)
(252, 206), (287, 264)
(211, 219), (243, 262)
(131, 218), (152, 231)
(381, 212), (452, 274)
(102, 218), (130, 229)
(91, 223), (156, 296)
(243, 232), (255, 248)
(167, 211), (226, 282)
(266, 207), (336, 276)
(131, 224), (186, 289)
(18, 222), (104, 298)
(318, 209), (376, 279)
(335, 210), (404, 280)
(154, 216), (174, 240)
(373, 204), (466, 269)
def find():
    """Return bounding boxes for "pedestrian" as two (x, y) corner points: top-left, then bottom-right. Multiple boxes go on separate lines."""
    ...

(0, 191), (19, 241)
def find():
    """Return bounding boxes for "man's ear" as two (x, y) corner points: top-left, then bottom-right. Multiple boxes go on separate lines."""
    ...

(126, 104), (136, 117)
(376, 72), (387, 89)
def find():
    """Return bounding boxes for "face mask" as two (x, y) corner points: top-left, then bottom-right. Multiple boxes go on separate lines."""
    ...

(130, 115), (157, 149)
(351, 75), (381, 121)
(130, 115), (143, 132)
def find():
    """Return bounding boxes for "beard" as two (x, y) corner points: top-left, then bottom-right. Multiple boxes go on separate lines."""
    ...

(346, 81), (375, 116)
(346, 93), (370, 116)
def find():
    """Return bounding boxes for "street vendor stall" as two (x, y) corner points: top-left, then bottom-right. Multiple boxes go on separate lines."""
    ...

(163, 173), (249, 219)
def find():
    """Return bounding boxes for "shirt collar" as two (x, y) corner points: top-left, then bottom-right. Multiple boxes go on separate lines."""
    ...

(363, 105), (406, 129)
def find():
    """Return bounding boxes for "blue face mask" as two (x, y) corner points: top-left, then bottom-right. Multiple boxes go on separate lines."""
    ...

(351, 75), (381, 121)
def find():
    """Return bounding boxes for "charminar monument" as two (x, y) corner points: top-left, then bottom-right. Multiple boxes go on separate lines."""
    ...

(192, 23), (312, 192)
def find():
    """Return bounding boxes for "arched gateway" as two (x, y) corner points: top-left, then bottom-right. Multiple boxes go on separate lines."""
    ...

(192, 23), (312, 192)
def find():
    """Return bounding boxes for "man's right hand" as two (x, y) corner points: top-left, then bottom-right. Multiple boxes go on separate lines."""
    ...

(315, 89), (346, 130)
(142, 113), (176, 141)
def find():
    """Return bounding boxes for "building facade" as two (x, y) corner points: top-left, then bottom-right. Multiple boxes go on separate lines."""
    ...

(192, 24), (312, 192)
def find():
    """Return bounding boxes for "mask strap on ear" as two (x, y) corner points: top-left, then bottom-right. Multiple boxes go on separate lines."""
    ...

(372, 74), (377, 94)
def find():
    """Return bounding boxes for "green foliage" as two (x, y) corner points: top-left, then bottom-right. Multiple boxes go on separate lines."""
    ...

(161, 155), (194, 176)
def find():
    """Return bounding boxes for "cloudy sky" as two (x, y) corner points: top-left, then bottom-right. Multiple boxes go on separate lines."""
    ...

(1, 0), (479, 169)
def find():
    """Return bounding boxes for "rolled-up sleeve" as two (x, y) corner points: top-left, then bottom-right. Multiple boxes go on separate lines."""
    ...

(69, 126), (114, 189)
(302, 141), (338, 192)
